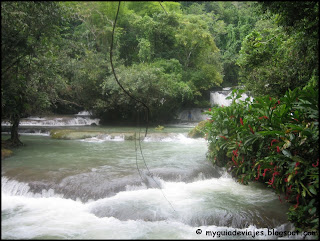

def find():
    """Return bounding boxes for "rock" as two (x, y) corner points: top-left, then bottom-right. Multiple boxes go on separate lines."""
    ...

(155, 125), (164, 131)
(1, 148), (13, 159)
(50, 129), (103, 140)
(187, 120), (207, 138)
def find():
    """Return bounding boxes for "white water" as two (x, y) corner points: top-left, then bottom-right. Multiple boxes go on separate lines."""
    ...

(1, 131), (314, 239)
(2, 174), (305, 239)
(1, 114), (100, 127)
(210, 88), (253, 107)
(76, 110), (93, 116)
(80, 134), (126, 143)
(177, 108), (209, 122)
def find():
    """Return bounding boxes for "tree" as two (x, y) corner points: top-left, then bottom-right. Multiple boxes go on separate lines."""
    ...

(100, 59), (192, 123)
(237, 2), (319, 97)
(1, 2), (65, 146)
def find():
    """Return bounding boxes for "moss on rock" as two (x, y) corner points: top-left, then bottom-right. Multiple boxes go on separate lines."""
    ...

(50, 130), (104, 140)
(1, 148), (13, 159)
(188, 120), (207, 138)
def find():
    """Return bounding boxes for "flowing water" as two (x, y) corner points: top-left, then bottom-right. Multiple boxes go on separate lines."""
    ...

(210, 87), (252, 107)
(1, 115), (310, 239)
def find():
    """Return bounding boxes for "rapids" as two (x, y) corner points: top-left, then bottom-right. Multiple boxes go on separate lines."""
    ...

(1, 127), (310, 239)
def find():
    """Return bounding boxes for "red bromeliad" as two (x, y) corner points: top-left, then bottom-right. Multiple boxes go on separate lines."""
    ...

(267, 170), (280, 185)
(232, 156), (238, 166)
(232, 149), (239, 157)
(255, 165), (261, 180)
(312, 159), (319, 167)
(284, 174), (289, 182)
(219, 135), (228, 140)
(294, 194), (300, 209)
(248, 124), (254, 134)
(270, 139), (279, 146)
(263, 168), (270, 177)
(240, 117), (244, 126)
(268, 176), (274, 185)
(285, 185), (292, 200)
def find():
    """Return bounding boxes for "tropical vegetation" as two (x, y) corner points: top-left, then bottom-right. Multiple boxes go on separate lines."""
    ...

(202, 86), (318, 232)
(1, 1), (318, 232)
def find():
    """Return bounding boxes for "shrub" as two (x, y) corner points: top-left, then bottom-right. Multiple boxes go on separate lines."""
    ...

(204, 86), (319, 232)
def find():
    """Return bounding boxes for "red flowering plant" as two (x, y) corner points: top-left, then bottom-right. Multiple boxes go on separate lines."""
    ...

(203, 86), (318, 232)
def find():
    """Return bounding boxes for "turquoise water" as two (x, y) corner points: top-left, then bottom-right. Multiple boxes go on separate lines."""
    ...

(1, 127), (306, 239)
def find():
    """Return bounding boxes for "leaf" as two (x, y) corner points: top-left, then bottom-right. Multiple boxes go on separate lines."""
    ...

(309, 207), (316, 215)
(287, 174), (293, 182)
(309, 186), (317, 195)
(257, 130), (285, 136)
(300, 182), (312, 197)
(282, 139), (291, 149)
(282, 149), (292, 158)
(301, 129), (312, 137)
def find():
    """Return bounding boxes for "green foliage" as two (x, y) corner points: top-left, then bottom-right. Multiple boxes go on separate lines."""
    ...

(198, 2), (259, 87)
(100, 59), (192, 122)
(237, 2), (319, 97)
(237, 19), (318, 97)
(204, 87), (319, 231)
(1, 1), (67, 144)
(127, 1), (181, 17)
(2, 1), (318, 142)
(259, 1), (319, 39)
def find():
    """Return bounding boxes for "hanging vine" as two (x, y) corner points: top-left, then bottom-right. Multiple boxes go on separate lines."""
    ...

(109, 1), (176, 213)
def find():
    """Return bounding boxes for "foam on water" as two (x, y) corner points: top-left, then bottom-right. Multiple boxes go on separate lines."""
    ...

(143, 133), (205, 144)
(76, 111), (93, 116)
(1, 131), (315, 239)
(80, 134), (125, 143)
(2, 174), (309, 239)
(1, 116), (100, 127)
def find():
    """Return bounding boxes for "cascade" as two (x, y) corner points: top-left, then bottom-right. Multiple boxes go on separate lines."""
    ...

(210, 87), (252, 107)
(177, 108), (209, 122)
(1, 132), (301, 239)
(1, 111), (100, 127)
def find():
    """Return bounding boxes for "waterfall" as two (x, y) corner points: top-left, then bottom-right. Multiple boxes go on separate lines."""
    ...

(75, 111), (93, 116)
(177, 108), (209, 122)
(210, 87), (252, 107)
(1, 112), (100, 127)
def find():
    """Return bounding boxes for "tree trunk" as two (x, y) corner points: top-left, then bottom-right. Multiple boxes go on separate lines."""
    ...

(9, 116), (23, 146)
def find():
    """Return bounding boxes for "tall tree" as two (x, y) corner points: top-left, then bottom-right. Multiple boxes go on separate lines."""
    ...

(237, 1), (319, 97)
(1, 1), (65, 145)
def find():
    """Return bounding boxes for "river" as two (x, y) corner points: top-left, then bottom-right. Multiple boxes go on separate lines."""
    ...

(1, 124), (306, 239)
